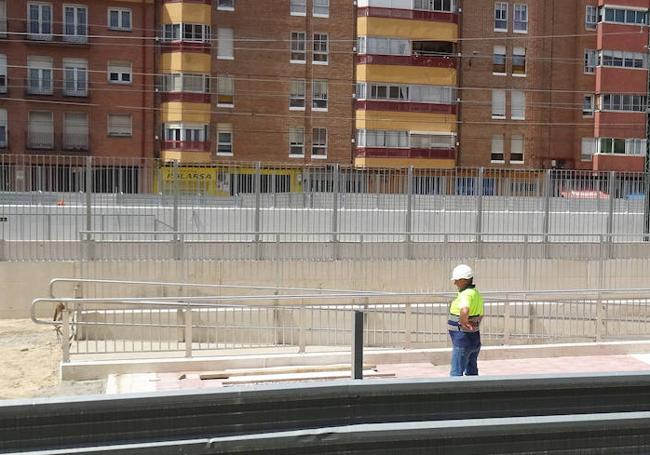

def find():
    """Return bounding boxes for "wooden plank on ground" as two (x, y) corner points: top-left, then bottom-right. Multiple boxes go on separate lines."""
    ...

(200, 364), (377, 380)
(222, 370), (394, 385)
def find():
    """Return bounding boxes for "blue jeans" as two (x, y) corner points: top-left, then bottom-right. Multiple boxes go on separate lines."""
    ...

(450, 344), (481, 376)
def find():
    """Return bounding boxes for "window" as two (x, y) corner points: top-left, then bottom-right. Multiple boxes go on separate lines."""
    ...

(162, 24), (211, 43)
(161, 73), (210, 93)
(413, 0), (456, 13)
(63, 5), (87, 43)
(583, 95), (595, 117)
(598, 137), (646, 155)
(357, 130), (409, 148)
(217, 124), (233, 155)
(511, 90), (525, 120)
(585, 5), (597, 29)
(603, 7), (647, 25)
(491, 135), (504, 162)
(217, 75), (234, 106)
(493, 45), (506, 74)
(492, 89), (506, 119)
(511, 135), (524, 163)
(290, 79), (306, 110)
(358, 82), (454, 104)
(513, 47), (526, 75)
(0, 108), (6, 148)
(0, 54), (6, 93)
(28, 111), (53, 149)
(357, 36), (410, 56)
(312, 128), (327, 157)
(600, 94), (647, 112)
(513, 4), (528, 33)
(27, 56), (53, 95)
(581, 138), (596, 161)
(0, 0), (6, 37)
(108, 8), (132, 31)
(584, 49), (597, 74)
(409, 133), (455, 149)
(313, 0), (329, 17)
(63, 59), (88, 97)
(290, 32), (306, 62)
(28, 3), (52, 40)
(494, 2), (508, 31)
(290, 0), (306, 15)
(289, 127), (305, 156)
(108, 114), (132, 137)
(313, 33), (328, 64)
(217, 28), (234, 59)
(108, 61), (132, 84)
(312, 80), (328, 110)
(164, 123), (208, 144)
(217, 0), (234, 11)
(600, 50), (647, 69)
(63, 113), (88, 150)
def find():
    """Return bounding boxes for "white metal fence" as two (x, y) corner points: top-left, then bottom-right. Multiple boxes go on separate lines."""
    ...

(2, 155), (650, 261)
(32, 279), (650, 362)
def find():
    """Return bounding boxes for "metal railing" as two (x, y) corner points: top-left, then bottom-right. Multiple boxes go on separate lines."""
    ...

(32, 279), (650, 363)
(1, 154), (650, 261)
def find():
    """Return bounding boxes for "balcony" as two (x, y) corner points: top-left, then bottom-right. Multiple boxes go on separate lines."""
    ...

(62, 86), (88, 98)
(27, 32), (53, 42)
(355, 100), (456, 115)
(355, 147), (456, 160)
(62, 34), (88, 45)
(160, 41), (211, 54)
(592, 153), (645, 172)
(160, 92), (211, 103)
(161, 140), (211, 152)
(356, 54), (457, 68)
(357, 6), (458, 23)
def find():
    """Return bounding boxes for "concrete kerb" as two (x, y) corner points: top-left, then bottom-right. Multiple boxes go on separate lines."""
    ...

(62, 339), (650, 381)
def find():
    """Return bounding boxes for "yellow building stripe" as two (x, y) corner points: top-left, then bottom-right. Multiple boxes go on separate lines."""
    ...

(357, 17), (457, 42)
(161, 102), (211, 123)
(356, 110), (456, 133)
(161, 151), (213, 164)
(355, 157), (455, 169)
(160, 52), (211, 73)
(161, 3), (212, 24)
(357, 64), (456, 86)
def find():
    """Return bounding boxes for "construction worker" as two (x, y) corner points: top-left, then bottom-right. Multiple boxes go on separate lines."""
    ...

(448, 264), (484, 376)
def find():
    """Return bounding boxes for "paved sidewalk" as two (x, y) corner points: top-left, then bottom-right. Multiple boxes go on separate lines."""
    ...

(106, 354), (650, 394)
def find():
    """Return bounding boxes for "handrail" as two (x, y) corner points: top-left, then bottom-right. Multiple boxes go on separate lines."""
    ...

(48, 278), (396, 299)
(31, 288), (650, 327)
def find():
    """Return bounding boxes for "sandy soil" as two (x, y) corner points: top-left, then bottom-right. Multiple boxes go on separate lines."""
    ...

(0, 319), (104, 400)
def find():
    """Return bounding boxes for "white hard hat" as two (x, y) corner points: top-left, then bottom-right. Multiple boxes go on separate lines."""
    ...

(451, 264), (473, 281)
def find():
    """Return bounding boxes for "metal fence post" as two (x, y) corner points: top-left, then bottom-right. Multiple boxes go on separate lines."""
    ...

(255, 162), (261, 259)
(406, 166), (413, 259)
(475, 167), (484, 258)
(84, 156), (94, 261)
(332, 164), (339, 243)
(405, 301), (413, 349)
(298, 304), (306, 353)
(503, 296), (511, 345)
(542, 169), (552, 258)
(352, 310), (364, 380)
(595, 292), (603, 342)
(607, 171), (616, 259)
(184, 306), (193, 358)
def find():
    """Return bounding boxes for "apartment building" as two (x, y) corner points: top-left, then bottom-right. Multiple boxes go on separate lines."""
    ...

(0, 0), (155, 165)
(459, 0), (648, 171)
(354, 0), (459, 169)
(159, 0), (354, 165)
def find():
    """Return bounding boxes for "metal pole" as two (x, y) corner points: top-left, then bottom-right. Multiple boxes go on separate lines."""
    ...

(172, 160), (179, 241)
(645, 17), (650, 240)
(351, 310), (364, 380)
(542, 169), (552, 257)
(254, 162), (261, 243)
(332, 163), (339, 243)
(475, 167), (484, 258)
(184, 306), (192, 358)
(84, 157), (93, 260)
(406, 166), (413, 257)
(607, 171), (615, 258)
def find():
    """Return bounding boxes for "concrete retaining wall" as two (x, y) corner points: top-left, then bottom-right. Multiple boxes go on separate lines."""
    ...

(6, 257), (650, 320)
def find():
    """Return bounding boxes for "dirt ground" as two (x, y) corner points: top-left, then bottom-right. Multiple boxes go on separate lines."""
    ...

(0, 319), (104, 400)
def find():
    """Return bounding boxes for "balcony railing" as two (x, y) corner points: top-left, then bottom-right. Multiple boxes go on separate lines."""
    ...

(27, 31), (53, 41)
(26, 79), (54, 96)
(26, 132), (54, 150)
(161, 140), (211, 152)
(63, 86), (88, 97)
(62, 34), (88, 44)
(63, 133), (89, 151)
